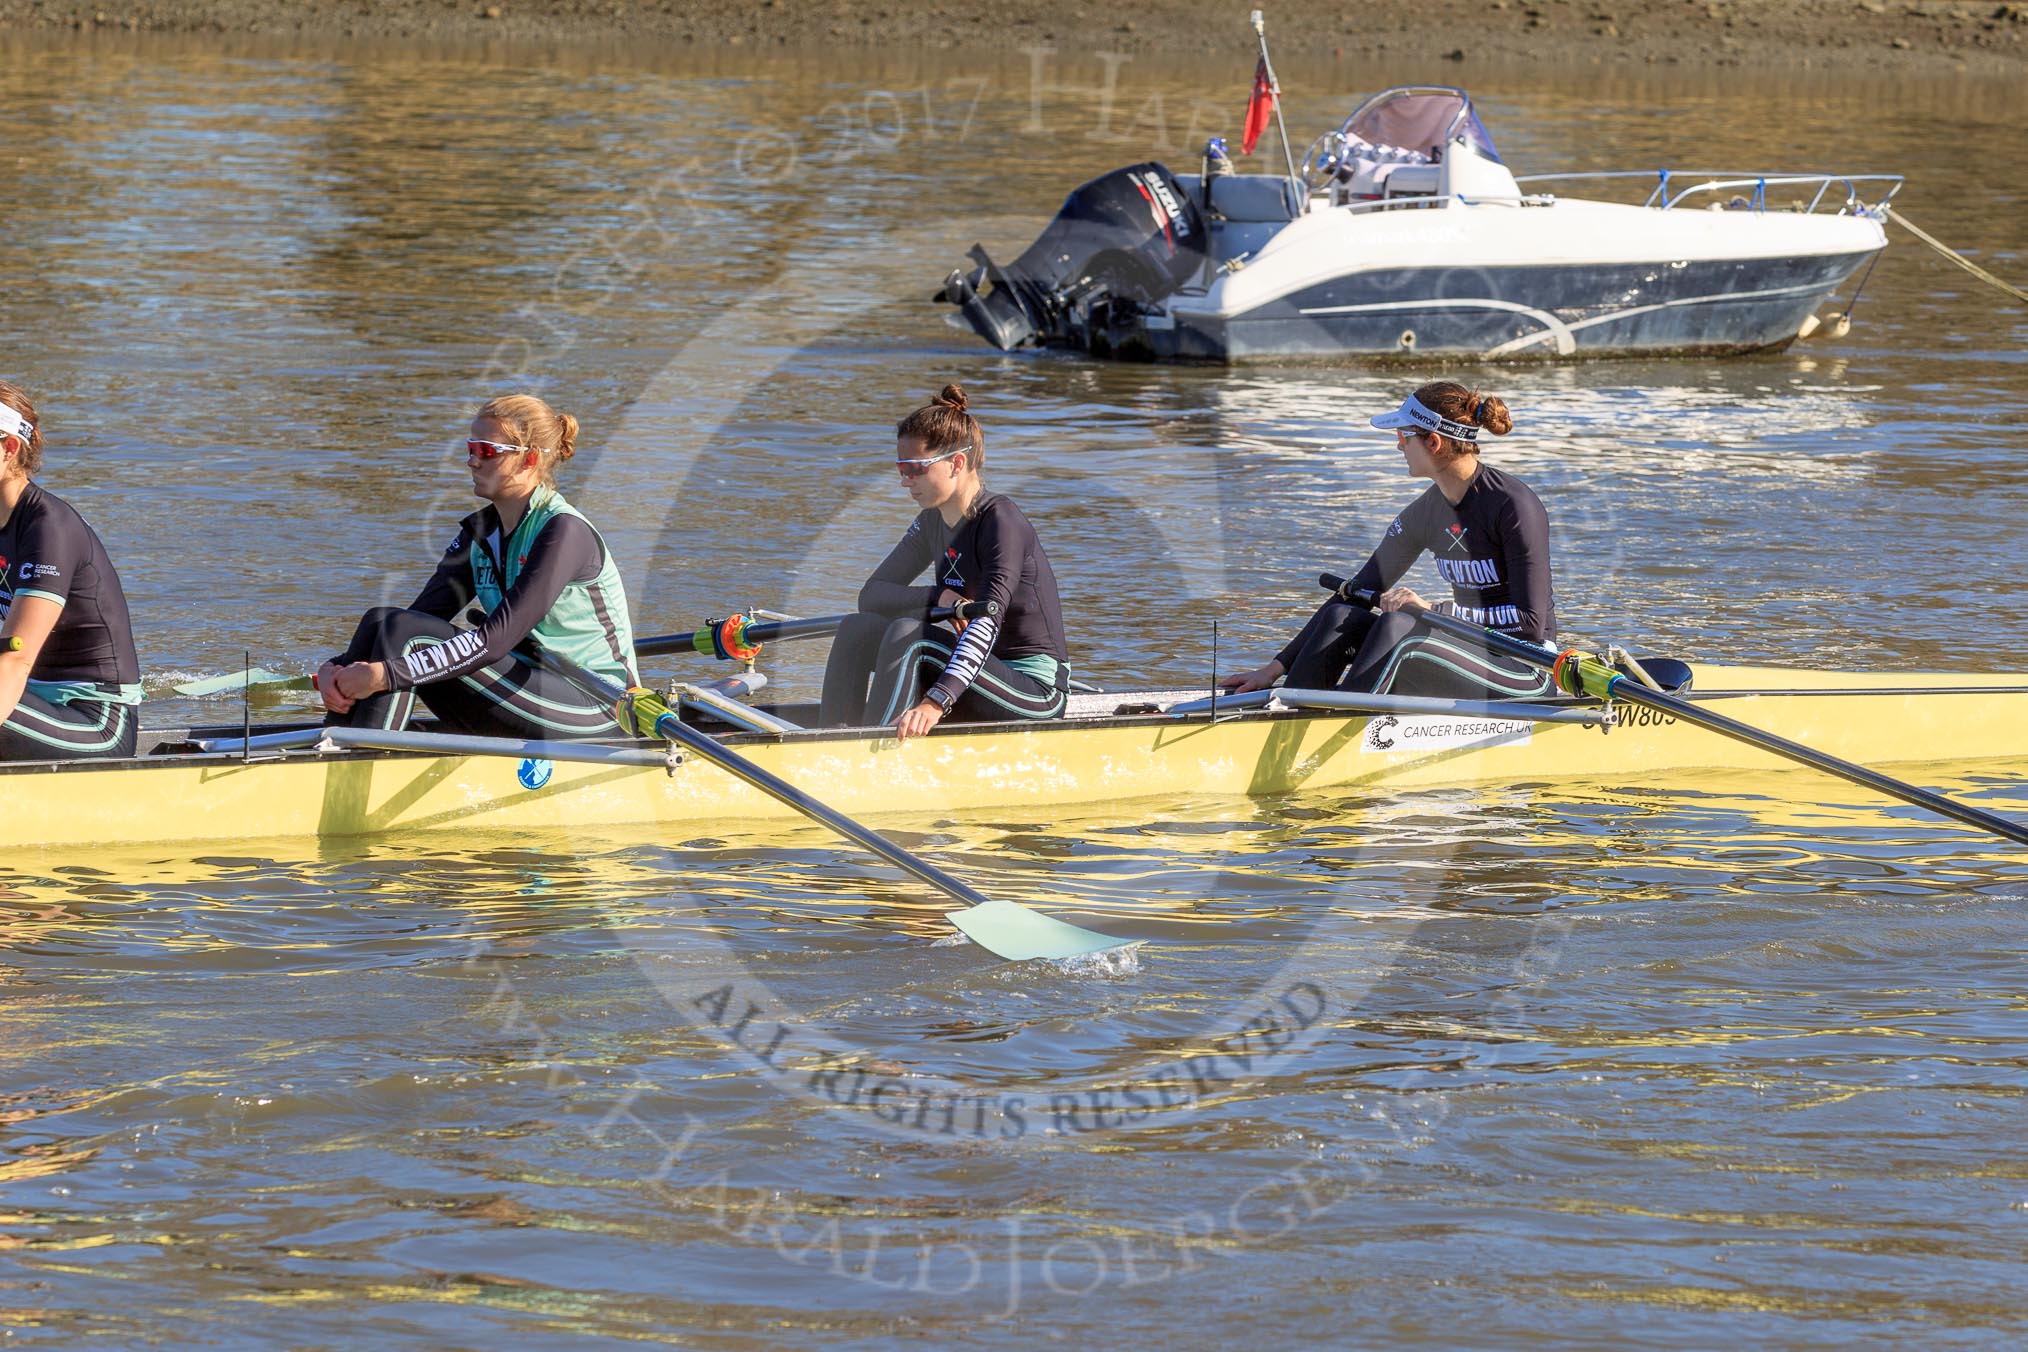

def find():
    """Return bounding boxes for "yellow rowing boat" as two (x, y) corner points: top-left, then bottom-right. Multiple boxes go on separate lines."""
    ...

(5, 663), (2025, 853)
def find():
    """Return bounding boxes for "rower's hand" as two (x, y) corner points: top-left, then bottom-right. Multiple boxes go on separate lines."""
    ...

(316, 660), (354, 714)
(327, 660), (389, 708)
(1221, 659), (1284, 694)
(936, 588), (970, 635)
(894, 698), (945, 742)
(1377, 587), (1426, 613)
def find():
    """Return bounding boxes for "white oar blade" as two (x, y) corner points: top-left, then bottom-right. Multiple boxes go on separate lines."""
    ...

(950, 899), (1140, 963)
(528, 642), (1145, 962)
(171, 669), (309, 698)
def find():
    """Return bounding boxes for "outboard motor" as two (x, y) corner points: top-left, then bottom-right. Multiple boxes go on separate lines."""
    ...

(942, 163), (1206, 351)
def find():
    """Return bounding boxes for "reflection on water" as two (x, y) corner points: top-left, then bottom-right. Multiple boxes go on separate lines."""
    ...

(2, 31), (2027, 1348)
(6, 771), (2028, 1342)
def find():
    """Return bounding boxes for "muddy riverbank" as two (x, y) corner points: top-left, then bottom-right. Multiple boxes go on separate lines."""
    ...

(3, 0), (2025, 75)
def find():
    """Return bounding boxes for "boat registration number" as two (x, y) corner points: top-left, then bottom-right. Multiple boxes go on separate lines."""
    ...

(1359, 714), (1532, 754)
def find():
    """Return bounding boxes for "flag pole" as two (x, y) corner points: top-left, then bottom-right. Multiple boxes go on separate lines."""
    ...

(1251, 10), (1305, 214)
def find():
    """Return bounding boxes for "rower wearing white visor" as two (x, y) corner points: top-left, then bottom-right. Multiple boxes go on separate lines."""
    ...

(1224, 380), (1558, 701)
(0, 379), (143, 762)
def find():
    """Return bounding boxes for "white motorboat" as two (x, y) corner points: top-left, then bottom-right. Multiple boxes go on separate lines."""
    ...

(941, 85), (1900, 363)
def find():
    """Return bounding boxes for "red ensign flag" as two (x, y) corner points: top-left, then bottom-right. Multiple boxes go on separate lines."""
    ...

(1240, 56), (1274, 155)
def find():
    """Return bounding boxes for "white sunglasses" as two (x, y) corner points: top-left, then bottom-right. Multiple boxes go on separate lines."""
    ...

(895, 448), (963, 479)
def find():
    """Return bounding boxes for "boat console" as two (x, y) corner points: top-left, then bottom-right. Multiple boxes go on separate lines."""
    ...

(1312, 85), (1515, 208)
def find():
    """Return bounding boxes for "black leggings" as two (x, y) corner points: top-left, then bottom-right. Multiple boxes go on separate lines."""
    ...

(326, 607), (623, 739)
(0, 688), (138, 762)
(819, 613), (1066, 728)
(1283, 600), (1555, 701)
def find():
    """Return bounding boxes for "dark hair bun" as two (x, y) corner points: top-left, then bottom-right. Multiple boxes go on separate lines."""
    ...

(936, 383), (968, 414)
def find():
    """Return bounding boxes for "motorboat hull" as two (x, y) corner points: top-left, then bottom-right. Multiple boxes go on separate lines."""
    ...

(952, 187), (1887, 364)
(1142, 247), (1880, 363)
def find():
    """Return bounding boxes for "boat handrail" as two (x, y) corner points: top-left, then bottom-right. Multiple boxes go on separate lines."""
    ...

(1512, 169), (1904, 215)
(1322, 191), (1555, 215)
(1324, 192), (1453, 214)
(1449, 193), (1557, 208)
(1655, 173), (1903, 214)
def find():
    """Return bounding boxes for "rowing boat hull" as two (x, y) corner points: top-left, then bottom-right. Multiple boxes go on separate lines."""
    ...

(7, 666), (2025, 851)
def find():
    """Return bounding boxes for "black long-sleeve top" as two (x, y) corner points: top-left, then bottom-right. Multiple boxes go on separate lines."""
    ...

(858, 491), (1069, 708)
(1279, 463), (1555, 668)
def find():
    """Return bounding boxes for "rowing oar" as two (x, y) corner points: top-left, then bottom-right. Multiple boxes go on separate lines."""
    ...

(636, 602), (994, 660)
(530, 644), (1139, 963)
(167, 603), (996, 699)
(1318, 573), (2028, 848)
(169, 667), (312, 699)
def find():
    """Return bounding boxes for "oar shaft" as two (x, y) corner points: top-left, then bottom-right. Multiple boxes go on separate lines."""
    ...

(635, 601), (999, 660)
(633, 615), (839, 658)
(535, 648), (998, 907)
(158, 603), (999, 701)
(1317, 572), (2028, 848)
(656, 713), (997, 906)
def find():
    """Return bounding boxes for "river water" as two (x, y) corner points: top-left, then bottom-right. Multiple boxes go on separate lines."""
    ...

(2, 31), (2026, 1348)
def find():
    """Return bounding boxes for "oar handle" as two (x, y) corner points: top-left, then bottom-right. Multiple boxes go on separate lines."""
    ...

(1318, 573), (1374, 606)
(636, 601), (1001, 661)
(2, 635), (20, 653)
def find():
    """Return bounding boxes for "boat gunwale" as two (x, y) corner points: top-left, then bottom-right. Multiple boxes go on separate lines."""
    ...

(9, 677), (2028, 778)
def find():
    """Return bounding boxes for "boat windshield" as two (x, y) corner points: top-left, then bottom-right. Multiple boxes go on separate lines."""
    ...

(1339, 87), (1503, 165)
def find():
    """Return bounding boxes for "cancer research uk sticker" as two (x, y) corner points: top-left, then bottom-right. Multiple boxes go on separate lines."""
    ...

(517, 758), (554, 791)
(1359, 713), (1532, 754)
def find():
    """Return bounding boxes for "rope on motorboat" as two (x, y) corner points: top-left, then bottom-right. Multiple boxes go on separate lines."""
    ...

(1826, 249), (1883, 331)
(1887, 208), (2028, 305)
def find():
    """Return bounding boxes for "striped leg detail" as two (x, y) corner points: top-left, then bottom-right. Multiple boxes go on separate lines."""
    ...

(0, 692), (138, 761)
(874, 634), (1065, 726)
(422, 656), (622, 738)
(876, 636), (956, 725)
(963, 673), (1066, 721)
(330, 607), (618, 738)
(1367, 631), (1556, 701)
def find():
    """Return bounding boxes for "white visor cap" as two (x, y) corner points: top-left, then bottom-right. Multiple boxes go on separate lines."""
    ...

(1369, 393), (1479, 442)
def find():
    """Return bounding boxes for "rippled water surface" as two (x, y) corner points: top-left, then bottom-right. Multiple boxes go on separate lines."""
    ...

(2, 32), (2026, 1348)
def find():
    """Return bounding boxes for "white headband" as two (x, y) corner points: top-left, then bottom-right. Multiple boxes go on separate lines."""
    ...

(0, 405), (31, 444)
(1368, 393), (1480, 442)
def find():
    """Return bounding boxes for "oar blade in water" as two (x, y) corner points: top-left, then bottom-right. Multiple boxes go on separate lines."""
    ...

(531, 643), (1142, 961)
(949, 898), (1140, 962)
(171, 669), (313, 698)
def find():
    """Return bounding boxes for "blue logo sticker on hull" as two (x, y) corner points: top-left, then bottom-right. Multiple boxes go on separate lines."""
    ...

(517, 758), (554, 791)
